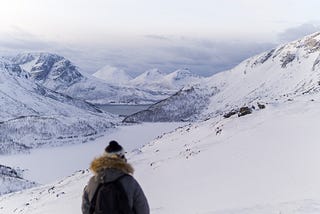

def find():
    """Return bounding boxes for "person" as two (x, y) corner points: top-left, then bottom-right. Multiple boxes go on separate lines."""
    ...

(82, 140), (150, 214)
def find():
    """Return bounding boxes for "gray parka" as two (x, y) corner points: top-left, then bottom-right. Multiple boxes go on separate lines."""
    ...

(82, 154), (150, 214)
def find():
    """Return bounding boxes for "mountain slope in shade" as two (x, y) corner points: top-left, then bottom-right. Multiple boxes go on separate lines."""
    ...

(12, 53), (170, 104)
(92, 65), (132, 85)
(123, 86), (216, 122)
(125, 32), (320, 122)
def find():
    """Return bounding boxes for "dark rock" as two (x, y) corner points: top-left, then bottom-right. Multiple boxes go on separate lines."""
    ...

(281, 53), (296, 68)
(223, 109), (238, 118)
(257, 102), (266, 109)
(238, 107), (252, 117)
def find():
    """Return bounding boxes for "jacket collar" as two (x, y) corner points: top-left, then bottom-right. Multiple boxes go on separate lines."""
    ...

(90, 154), (134, 175)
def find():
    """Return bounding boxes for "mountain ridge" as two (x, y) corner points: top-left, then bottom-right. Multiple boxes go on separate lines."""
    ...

(12, 53), (171, 105)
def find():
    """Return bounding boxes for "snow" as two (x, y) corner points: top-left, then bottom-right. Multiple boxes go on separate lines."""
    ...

(92, 65), (132, 85)
(131, 96), (320, 213)
(128, 68), (204, 91)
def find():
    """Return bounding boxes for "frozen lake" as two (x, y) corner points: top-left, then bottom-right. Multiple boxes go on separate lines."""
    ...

(0, 122), (186, 184)
(96, 104), (151, 116)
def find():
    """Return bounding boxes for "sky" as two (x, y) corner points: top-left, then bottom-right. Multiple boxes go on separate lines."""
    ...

(0, 0), (320, 76)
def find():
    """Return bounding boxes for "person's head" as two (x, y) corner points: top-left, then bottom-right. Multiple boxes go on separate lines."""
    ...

(104, 140), (126, 161)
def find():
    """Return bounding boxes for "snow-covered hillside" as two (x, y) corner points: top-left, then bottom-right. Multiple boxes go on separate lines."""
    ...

(0, 57), (118, 154)
(125, 32), (320, 122)
(12, 53), (170, 104)
(0, 165), (36, 195)
(2, 95), (320, 213)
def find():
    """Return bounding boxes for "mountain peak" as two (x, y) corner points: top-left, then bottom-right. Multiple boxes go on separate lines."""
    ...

(92, 65), (132, 85)
(130, 68), (165, 84)
(144, 68), (164, 78)
(166, 68), (200, 81)
(12, 52), (83, 90)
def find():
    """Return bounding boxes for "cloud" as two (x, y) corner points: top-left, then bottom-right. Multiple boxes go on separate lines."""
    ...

(0, 30), (275, 77)
(144, 35), (171, 41)
(0, 27), (61, 56)
(277, 22), (320, 43)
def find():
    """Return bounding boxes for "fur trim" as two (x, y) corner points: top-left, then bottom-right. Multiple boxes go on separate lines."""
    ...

(90, 155), (134, 175)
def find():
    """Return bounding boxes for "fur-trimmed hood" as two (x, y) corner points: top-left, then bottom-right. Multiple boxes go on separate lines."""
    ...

(90, 154), (134, 175)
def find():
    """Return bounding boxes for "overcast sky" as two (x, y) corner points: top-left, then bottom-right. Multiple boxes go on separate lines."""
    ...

(1, 0), (320, 76)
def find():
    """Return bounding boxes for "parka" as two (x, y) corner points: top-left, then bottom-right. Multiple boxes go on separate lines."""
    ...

(82, 154), (150, 214)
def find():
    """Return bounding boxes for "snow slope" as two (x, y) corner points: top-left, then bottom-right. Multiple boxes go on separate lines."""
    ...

(12, 53), (170, 104)
(0, 165), (36, 195)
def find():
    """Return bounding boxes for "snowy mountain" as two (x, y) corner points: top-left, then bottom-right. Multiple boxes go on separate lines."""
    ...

(12, 53), (83, 90)
(125, 32), (320, 122)
(92, 65), (132, 85)
(0, 57), (117, 154)
(12, 53), (170, 104)
(129, 68), (165, 86)
(128, 68), (204, 91)
(163, 68), (203, 87)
